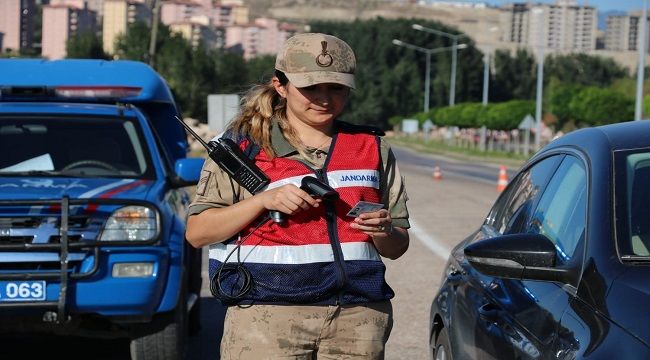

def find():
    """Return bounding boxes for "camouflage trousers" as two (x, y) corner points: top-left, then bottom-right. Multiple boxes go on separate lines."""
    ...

(220, 301), (393, 360)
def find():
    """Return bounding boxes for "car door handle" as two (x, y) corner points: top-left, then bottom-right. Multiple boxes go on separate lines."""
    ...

(478, 303), (502, 324)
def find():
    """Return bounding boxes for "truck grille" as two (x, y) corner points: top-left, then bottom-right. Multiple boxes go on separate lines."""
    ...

(0, 216), (98, 245)
(0, 260), (82, 272)
(0, 236), (34, 245)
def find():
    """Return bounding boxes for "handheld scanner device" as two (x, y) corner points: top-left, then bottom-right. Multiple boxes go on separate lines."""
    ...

(270, 176), (339, 223)
(300, 176), (338, 200)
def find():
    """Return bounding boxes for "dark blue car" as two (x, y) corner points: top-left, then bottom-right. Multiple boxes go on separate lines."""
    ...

(430, 120), (650, 359)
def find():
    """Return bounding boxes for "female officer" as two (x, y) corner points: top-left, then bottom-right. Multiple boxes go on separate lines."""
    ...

(185, 32), (410, 359)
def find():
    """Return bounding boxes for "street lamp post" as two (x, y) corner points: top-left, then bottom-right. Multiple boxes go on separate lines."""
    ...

(534, 46), (544, 151)
(392, 39), (468, 113)
(482, 53), (489, 106)
(412, 24), (467, 106)
(635, 0), (648, 121)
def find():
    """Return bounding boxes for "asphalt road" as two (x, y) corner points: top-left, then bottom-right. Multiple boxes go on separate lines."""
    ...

(383, 148), (501, 359)
(0, 145), (504, 359)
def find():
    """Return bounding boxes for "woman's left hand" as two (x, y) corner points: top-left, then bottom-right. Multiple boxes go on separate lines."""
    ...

(350, 209), (393, 237)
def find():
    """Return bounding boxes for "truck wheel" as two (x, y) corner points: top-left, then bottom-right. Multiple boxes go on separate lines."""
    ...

(130, 283), (188, 360)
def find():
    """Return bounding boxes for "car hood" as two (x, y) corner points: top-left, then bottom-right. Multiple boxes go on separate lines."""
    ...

(0, 178), (153, 201)
(605, 268), (650, 347)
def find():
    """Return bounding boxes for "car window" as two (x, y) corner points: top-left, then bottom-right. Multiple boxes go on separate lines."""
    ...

(527, 156), (587, 262)
(488, 155), (563, 235)
(615, 149), (650, 257)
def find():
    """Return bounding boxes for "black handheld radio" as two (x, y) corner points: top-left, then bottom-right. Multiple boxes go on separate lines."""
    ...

(175, 116), (270, 194)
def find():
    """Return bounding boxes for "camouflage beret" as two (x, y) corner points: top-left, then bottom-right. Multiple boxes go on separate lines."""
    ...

(275, 33), (356, 89)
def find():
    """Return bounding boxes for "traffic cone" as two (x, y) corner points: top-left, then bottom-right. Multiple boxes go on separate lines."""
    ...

(432, 166), (442, 180)
(497, 166), (508, 192)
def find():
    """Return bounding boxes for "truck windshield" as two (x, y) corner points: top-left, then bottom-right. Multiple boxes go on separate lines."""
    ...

(0, 116), (154, 179)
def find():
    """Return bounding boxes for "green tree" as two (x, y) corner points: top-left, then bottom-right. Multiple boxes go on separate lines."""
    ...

(309, 18), (484, 128)
(245, 55), (276, 84)
(547, 79), (583, 131)
(114, 21), (165, 62)
(643, 95), (650, 118)
(492, 49), (536, 101)
(66, 31), (107, 59)
(545, 53), (627, 88)
(457, 103), (484, 128)
(114, 22), (218, 120)
(213, 50), (249, 94)
(569, 87), (634, 126)
(483, 100), (535, 130)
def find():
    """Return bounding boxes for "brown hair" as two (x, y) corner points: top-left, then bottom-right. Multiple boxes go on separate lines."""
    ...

(226, 70), (302, 159)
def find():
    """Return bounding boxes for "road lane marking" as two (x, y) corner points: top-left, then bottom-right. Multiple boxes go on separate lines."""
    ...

(409, 218), (451, 260)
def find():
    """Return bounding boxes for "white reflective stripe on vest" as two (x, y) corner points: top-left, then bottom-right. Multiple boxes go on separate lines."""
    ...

(209, 241), (380, 264)
(265, 174), (316, 190)
(264, 169), (379, 191)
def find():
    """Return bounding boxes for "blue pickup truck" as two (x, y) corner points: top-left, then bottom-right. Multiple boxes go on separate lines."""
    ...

(0, 59), (204, 359)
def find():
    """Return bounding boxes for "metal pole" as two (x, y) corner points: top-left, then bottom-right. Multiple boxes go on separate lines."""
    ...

(450, 38), (458, 106)
(480, 51), (489, 152)
(534, 47), (544, 150)
(482, 52), (489, 105)
(392, 39), (466, 113)
(148, 0), (160, 67)
(425, 51), (431, 113)
(635, 0), (648, 121)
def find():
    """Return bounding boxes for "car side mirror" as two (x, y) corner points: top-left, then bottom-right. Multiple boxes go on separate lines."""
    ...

(464, 233), (571, 283)
(170, 158), (204, 188)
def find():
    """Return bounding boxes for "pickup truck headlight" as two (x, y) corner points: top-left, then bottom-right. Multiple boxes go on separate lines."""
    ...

(99, 206), (159, 241)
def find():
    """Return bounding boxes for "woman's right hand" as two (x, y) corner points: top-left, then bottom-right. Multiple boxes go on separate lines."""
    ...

(257, 184), (321, 215)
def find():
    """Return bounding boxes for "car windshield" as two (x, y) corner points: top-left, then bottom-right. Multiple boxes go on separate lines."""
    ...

(615, 148), (650, 258)
(0, 116), (153, 179)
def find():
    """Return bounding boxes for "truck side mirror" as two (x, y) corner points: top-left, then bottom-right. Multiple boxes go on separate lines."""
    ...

(171, 158), (203, 188)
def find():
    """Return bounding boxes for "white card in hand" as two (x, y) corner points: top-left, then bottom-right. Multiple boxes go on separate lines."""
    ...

(346, 201), (384, 217)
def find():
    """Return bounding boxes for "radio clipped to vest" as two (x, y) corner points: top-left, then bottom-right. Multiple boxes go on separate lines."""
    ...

(175, 116), (270, 194)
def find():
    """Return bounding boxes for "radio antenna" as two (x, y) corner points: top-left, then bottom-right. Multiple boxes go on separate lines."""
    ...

(175, 116), (212, 150)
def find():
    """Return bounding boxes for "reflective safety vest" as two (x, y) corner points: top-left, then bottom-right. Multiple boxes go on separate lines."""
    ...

(208, 130), (394, 305)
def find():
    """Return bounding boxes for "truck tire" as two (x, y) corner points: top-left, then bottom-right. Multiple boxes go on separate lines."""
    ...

(130, 281), (188, 360)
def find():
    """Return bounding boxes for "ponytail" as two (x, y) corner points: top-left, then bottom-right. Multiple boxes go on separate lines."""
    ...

(227, 70), (297, 159)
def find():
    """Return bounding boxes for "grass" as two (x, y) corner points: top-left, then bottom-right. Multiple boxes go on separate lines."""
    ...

(387, 134), (530, 168)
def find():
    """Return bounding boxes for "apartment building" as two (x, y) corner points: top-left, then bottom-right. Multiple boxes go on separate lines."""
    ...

(604, 11), (650, 53)
(161, 1), (203, 25)
(225, 18), (296, 59)
(102, 0), (151, 55)
(605, 15), (634, 51)
(42, 1), (98, 59)
(161, 0), (250, 52)
(500, 0), (597, 54)
(0, 0), (35, 53)
(161, 0), (248, 26)
(500, 3), (529, 44)
(169, 16), (222, 49)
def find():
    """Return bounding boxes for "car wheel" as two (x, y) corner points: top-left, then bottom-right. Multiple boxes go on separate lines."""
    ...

(433, 327), (453, 360)
(130, 279), (188, 360)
